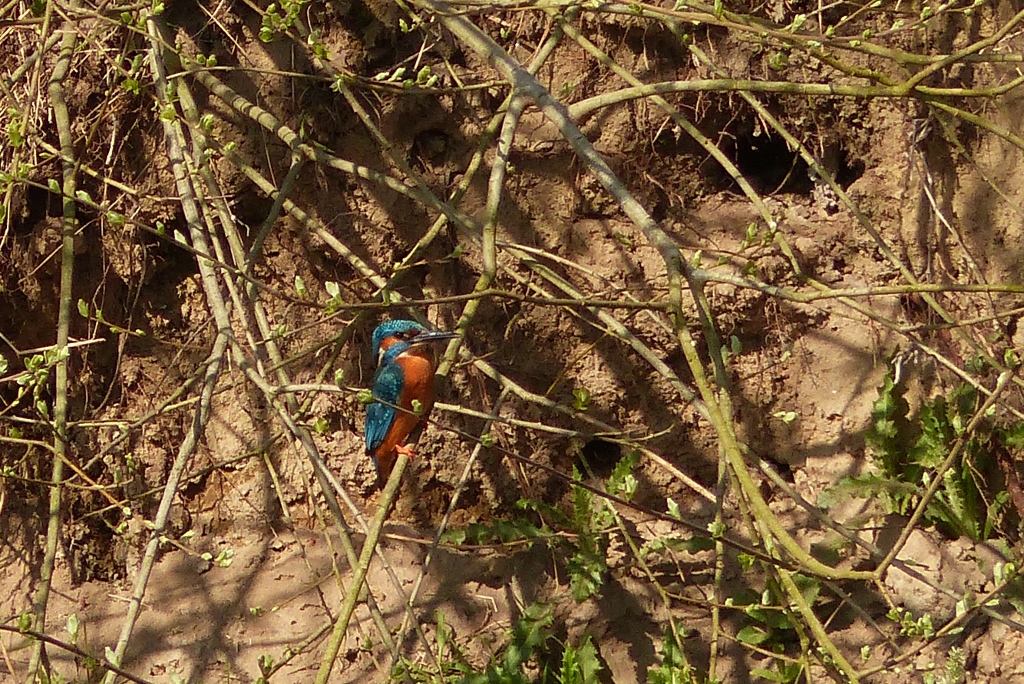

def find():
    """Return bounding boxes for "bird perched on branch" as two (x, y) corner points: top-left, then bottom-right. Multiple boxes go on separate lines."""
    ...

(365, 319), (458, 482)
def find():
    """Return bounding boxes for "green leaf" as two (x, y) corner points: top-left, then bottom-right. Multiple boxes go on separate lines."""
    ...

(680, 534), (715, 552)
(17, 611), (32, 632)
(730, 334), (742, 356)
(773, 410), (798, 424)
(568, 544), (605, 601)
(745, 604), (792, 631)
(572, 386), (591, 412)
(311, 416), (329, 435)
(647, 623), (692, 684)
(7, 120), (24, 147)
(560, 634), (602, 684)
(984, 490), (1010, 540)
(607, 450), (639, 501)
(736, 625), (770, 645)
(644, 534), (714, 557)
(751, 666), (799, 683)
(511, 604), (552, 661)
(818, 472), (919, 510)
(1002, 422), (1024, 449)
(213, 549), (234, 567)
(65, 614), (80, 642)
(792, 573), (821, 606)
(464, 523), (491, 545)
(440, 527), (466, 546)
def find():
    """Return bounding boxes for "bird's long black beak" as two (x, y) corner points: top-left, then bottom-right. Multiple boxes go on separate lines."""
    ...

(409, 329), (459, 346)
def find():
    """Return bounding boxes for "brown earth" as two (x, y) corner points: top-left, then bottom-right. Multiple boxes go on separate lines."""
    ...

(3, 1), (1024, 683)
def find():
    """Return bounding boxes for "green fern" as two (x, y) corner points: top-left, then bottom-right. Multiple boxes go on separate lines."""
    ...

(826, 369), (1010, 541)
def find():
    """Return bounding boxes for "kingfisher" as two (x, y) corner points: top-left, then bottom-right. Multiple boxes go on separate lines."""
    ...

(364, 319), (458, 482)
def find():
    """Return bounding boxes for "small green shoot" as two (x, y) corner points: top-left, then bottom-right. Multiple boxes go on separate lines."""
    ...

(324, 280), (343, 313)
(258, 0), (310, 42)
(773, 410), (798, 424)
(887, 607), (935, 638)
(257, 653), (274, 677)
(7, 119), (24, 147)
(572, 386), (591, 412)
(311, 416), (329, 435)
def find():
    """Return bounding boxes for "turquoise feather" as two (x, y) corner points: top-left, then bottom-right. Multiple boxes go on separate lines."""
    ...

(365, 343), (408, 455)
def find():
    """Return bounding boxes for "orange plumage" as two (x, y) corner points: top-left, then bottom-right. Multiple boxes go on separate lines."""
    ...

(364, 320), (457, 483)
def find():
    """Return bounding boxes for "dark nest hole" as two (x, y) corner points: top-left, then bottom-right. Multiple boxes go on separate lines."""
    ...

(577, 438), (624, 479)
(653, 106), (866, 198)
(727, 131), (865, 195)
(661, 119), (866, 197)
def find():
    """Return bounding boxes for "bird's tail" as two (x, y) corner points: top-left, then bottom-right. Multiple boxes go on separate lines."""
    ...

(372, 449), (397, 486)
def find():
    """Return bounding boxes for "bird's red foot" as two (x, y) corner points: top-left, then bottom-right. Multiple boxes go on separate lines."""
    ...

(395, 444), (417, 460)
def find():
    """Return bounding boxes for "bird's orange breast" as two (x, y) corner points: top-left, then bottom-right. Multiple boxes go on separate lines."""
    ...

(371, 350), (438, 463)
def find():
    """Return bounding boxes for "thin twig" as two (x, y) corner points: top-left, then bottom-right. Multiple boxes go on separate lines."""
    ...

(24, 10), (78, 681)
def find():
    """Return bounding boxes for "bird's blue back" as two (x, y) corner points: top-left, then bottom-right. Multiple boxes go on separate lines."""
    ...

(365, 342), (408, 454)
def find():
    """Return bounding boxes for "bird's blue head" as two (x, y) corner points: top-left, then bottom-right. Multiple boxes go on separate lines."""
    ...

(371, 319), (458, 365)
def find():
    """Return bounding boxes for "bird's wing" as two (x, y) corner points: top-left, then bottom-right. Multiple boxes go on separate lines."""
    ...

(365, 361), (404, 453)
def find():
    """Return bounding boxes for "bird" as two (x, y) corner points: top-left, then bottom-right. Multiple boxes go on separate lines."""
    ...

(364, 319), (458, 482)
